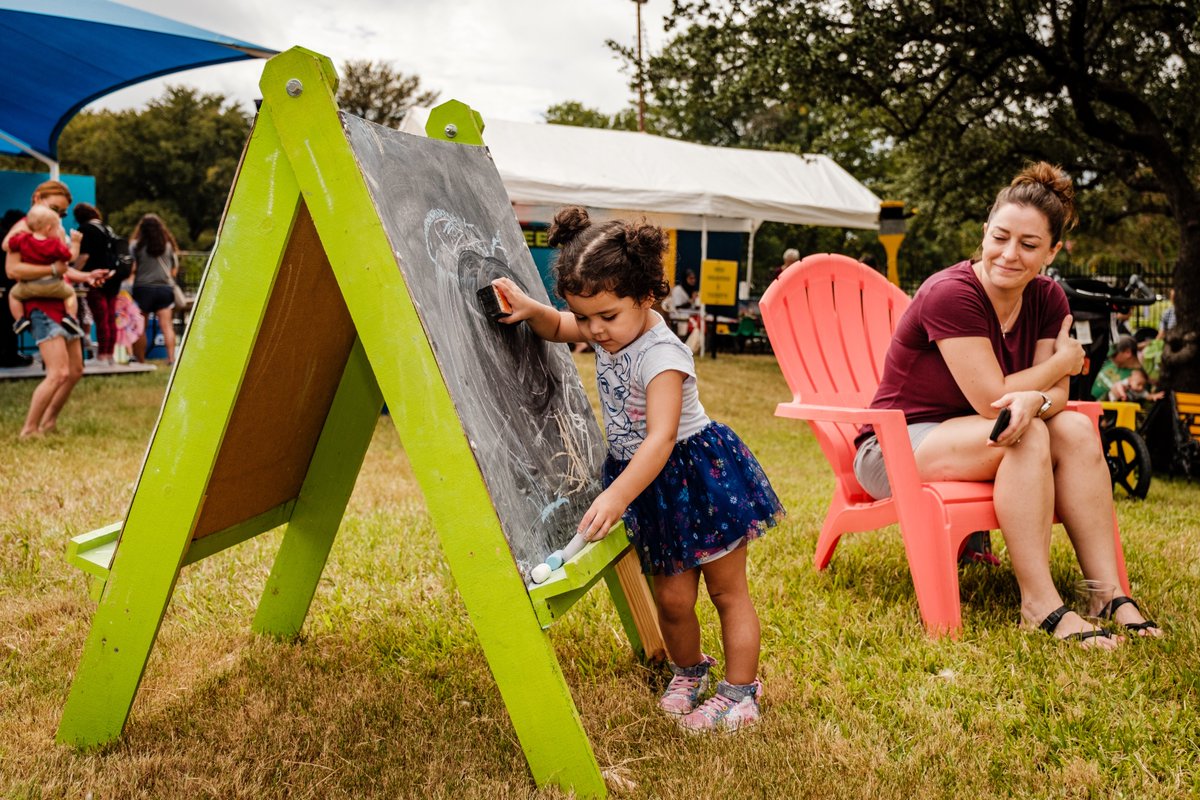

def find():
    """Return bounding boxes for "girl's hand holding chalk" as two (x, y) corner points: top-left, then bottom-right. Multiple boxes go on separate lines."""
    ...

(577, 489), (626, 542)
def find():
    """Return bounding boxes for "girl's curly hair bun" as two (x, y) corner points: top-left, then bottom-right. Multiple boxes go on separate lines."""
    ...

(548, 206), (591, 247)
(621, 221), (668, 267)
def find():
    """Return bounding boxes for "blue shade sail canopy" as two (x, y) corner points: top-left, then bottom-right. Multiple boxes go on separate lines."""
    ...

(0, 0), (276, 159)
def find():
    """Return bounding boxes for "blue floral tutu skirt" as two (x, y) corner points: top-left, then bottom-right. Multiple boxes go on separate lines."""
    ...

(602, 421), (784, 577)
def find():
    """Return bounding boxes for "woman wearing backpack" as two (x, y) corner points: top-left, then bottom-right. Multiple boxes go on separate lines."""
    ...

(73, 203), (122, 364)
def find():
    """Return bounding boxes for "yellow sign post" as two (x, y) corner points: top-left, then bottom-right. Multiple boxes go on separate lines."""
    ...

(879, 201), (906, 287)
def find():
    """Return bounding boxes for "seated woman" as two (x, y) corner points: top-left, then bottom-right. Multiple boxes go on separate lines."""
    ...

(852, 162), (1161, 647)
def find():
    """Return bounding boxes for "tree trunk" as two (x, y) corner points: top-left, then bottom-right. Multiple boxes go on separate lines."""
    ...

(1163, 215), (1200, 391)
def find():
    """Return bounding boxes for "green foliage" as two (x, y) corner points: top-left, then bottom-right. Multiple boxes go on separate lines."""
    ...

(336, 60), (439, 129)
(56, 86), (251, 248)
(543, 100), (640, 131)
(658, 1), (1200, 372)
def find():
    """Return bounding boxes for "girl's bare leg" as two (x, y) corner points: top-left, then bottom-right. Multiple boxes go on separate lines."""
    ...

(652, 568), (703, 667)
(699, 546), (760, 684)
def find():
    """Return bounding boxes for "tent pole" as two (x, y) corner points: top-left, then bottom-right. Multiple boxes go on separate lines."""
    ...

(699, 216), (708, 357)
(0, 132), (59, 180)
(746, 220), (760, 298)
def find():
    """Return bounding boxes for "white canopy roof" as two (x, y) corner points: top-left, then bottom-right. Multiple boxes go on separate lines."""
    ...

(399, 107), (881, 233)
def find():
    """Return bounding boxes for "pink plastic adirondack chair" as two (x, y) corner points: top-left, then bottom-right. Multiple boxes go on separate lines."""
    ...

(760, 253), (1130, 637)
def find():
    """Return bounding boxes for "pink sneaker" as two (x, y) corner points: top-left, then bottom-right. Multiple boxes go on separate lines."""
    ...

(658, 654), (717, 716)
(679, 679), (763, 733)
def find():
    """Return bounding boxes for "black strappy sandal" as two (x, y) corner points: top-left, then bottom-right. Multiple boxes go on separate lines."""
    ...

(1099, 596), (1159, 634)
(1039, 605), (1113, 642)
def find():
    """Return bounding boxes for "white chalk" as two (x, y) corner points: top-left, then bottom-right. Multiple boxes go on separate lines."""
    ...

(561, 532), (589, 562)
(530, 563), (552, 584)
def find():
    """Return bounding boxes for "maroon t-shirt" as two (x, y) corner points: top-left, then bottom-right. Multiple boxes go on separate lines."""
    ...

(858, 260), (1068, 443)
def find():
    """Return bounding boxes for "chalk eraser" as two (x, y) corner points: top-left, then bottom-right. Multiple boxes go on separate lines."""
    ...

(530, 563), (552, 584)
(477, 284), (513, 320)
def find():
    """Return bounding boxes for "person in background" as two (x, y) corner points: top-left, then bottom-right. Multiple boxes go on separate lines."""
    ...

(1090, 335), (1141, 401)
(129, 213), (180, 365)
(770, 248), (800, 282)
(72, 203), (122, 364)
(7, 204), (84, 337)
(852, 162), (1160, 646)
(1108, 367), (1162, 403)
(666, 269), (699, 311)
(1157, 288), (1176, 340)
(3, 180), (110, 437)
(0, 208), (33, 367)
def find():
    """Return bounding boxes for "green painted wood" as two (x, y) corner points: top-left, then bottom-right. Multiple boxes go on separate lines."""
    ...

(253, 338), (382, 639)
(526, 525), (630, 628)
(425, 99), (486, 146)
(57, 110), (302, 749)
(181, 501), (297, 567)
(260, 48), (605, 797)
(66, 523), (121, 579)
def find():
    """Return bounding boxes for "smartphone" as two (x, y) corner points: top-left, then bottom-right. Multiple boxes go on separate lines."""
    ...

(989, 407), (1012, 442)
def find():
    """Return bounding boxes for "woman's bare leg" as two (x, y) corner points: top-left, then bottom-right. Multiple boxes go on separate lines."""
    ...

(1049, 411), (1161, 635)
(37, 337), (83, 433)
(158, 307), (176, 364)
(916, 415), (1118, 648)
(21, 336), (70, 437)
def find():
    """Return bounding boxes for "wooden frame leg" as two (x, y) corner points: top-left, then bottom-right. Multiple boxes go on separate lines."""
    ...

(603, 549), (667, 662)
(253, 339), (382, 638)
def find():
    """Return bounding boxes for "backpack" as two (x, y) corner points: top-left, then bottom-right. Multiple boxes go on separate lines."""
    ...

(90, 220), (133, 282)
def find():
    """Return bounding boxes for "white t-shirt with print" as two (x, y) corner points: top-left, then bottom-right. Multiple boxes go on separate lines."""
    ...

(594, 311), (710, 461)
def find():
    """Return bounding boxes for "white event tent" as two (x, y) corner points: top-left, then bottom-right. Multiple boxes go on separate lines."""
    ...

(399, 106), (881, 289)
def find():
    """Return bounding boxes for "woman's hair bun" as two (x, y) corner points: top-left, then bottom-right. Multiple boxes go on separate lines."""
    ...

(548, 206), (591, 247)
(1013, 161), (1078, 229)
(621, 220), (667, 265)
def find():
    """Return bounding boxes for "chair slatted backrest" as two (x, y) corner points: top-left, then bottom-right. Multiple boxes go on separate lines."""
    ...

(761, 254), (911, 492)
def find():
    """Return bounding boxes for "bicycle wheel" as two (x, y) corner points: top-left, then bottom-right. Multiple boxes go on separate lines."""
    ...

(1102, 426), (1152, 499)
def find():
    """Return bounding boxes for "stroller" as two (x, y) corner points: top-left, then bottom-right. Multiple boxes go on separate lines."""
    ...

(1049, 270), (1158, 498)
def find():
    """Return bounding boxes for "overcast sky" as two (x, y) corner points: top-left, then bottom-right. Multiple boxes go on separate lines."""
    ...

(94, 0), (676, 123)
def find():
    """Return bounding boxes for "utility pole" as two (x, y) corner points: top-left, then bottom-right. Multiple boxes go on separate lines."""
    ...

(633, 0), (648, 132)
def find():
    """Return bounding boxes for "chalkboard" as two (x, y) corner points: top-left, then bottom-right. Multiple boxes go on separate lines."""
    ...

(343, 113), (605, 576)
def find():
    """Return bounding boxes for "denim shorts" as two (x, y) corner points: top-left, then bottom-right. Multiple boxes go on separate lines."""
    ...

(30, 309), (82, 346)
(852, 421), (941, 500)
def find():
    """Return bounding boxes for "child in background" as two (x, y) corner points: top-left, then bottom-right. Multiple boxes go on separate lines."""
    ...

(8, 205), (84, 337)
(494, 206), (784, 733)
(1108, 367), (1162, 403)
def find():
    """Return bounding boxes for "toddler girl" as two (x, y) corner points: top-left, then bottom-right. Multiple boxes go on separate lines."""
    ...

(8, 204), (85, 337)
(494, 206), (784, 733)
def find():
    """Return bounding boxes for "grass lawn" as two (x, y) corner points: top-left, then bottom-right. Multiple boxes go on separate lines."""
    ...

(1, 353), (1198, 799)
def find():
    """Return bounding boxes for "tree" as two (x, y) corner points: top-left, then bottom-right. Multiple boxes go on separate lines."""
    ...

(544, 101), (640, 131)
(57, 86), (251, 247)
(336, 60), (439, 129)
(664, 0), (1200, 387)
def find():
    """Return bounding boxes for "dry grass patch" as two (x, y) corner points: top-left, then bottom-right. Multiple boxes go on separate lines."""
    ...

(1, 353), (1198, 798)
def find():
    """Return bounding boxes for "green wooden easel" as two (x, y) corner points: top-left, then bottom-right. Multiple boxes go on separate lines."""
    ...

(57, 46), (664, 799)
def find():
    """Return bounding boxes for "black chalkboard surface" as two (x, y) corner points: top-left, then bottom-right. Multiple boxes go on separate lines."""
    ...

(342, 113), (605, 577)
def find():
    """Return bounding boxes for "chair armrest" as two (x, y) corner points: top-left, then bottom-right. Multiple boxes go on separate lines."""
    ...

(1065, 400), (1101, 427)
(775, 402), (925, 500)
